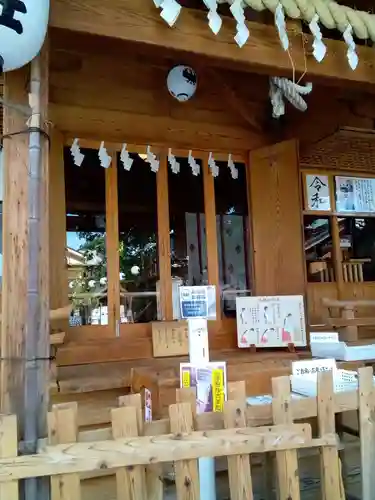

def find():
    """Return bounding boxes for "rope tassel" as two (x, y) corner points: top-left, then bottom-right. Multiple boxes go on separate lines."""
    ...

(269, 77), (313, 118)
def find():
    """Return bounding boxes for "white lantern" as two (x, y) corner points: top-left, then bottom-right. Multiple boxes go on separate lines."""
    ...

(167, 65), (197, 102)
(130, 265), (140, 276)
(0, 0), (49, 72)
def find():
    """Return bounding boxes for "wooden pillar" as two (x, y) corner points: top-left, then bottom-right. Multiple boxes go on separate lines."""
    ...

(1, 44), (50, 441)
(202, 154), (220, 318)
(157, 153), (173, 320)
(1, 65), (30, 423)
(49, 130), (68, 323)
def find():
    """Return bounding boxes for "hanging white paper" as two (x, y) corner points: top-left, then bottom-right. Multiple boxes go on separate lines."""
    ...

(230, 0), (249, 48)
(309, 15), (326, 63)
(208, 152), (219, 177)
(98, 142), (112, 169)
(168, 148), (181, 174)
(203, 0), (222, 35)
(146, 145), (160, 173)
(275, 3), (289, 51)
(343, 24), (358, 70)
(70, 138), (85, 167)
(158, 0), (182, 27)
(228, 154), (238, 180)
(188, 150), (200, 176)
(120, 144), (134, 171)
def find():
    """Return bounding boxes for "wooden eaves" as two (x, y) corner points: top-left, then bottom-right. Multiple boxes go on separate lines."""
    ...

(50, 0), (375, 89)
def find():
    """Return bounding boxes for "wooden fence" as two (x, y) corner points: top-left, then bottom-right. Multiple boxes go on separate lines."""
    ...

(0, 368), (374, 500)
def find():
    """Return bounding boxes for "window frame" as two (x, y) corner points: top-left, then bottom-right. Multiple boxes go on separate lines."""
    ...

(63, 138), (251, 338)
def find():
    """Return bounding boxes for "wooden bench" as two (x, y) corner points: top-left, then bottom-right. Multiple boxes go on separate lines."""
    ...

(322, 298), (375, 342)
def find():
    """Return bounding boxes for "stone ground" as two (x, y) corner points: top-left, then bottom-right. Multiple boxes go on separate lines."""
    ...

(82, 441), (362, 500)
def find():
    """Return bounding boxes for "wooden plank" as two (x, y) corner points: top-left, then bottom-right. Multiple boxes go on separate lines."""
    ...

(0, 415), (19, 499)
(176, 387), (197, 416)
(316, 371), (345, 500)
(250, 140), (305, 296)
(105, 151), (121, 334)
(0, 423), (332, 480)
(271, 376), (300, 500)
(119, 393), (163, 500)
(157, 153), (173, 321)
(358, 367), (375, 500)
(152, 321), (189, 357)
(111, 406), (147, 500)
(48, 402), (81, 500)
(224, 400), (253, 500)
(202, 153), (221, 318)
(169, 402), (200, 499)
(49, 0), (375, 89)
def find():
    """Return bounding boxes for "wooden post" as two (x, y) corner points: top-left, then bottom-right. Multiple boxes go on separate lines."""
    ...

(202, 153), (220, 318)
(1, 42), (50, 500)
(49, 130), (69, 327)
(1, 65), (30, 423)
(358, 367), (375, 500)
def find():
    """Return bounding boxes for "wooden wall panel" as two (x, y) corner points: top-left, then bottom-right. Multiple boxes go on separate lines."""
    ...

(49, 34), (266, 151)
(249, 140), (305, 296)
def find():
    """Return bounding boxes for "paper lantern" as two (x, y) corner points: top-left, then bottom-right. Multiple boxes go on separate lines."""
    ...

(0, 0), (49, 72)
(167, 65), (197, 102)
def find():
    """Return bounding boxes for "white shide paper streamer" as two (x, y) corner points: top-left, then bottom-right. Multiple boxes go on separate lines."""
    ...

(168, 148), (181, 174)
(98, 142), (112, 169)
(309, 15), (326, 63)
(70, 138), (85, 167)
(120, 144), (134, 171)
(275, 3), (289, 51)
(343, 24), (358, 70)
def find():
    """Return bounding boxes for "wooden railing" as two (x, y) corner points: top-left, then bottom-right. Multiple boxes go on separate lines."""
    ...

(3, 369), (375, 500)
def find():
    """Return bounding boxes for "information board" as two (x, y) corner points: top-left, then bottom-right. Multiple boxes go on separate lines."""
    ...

(179, 285), (216, 320)
(236, 295), (307, 348)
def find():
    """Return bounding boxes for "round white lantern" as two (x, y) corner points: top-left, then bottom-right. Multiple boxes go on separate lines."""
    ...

(131, 265), (140, 276)
(0, 0), (49, 72)
(167, 65), (197, 102)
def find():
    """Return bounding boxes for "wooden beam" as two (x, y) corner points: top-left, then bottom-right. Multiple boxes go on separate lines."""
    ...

(50, 0), (375, 89)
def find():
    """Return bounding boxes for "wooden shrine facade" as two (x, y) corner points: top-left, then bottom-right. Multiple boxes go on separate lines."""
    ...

(4, 0), (375, 374)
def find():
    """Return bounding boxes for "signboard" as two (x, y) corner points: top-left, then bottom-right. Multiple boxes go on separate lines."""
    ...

(236, 295), (307, 348)
(179, 285), (216, 320)
(151, 321), (188, 357)
(180, 362), (227, 413)
(305, 174), (331, 211)
(292, 358), (336, 377)
(335, 176), (375, 213)
(310, 332), (339, 343)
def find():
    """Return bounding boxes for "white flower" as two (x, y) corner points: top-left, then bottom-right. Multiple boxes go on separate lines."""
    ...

(99, 277), (107, 285)
(119, 272), (125, 280)
(131, 265), (140, 276)
(68, 281), (75, 289)
(88, 280), (96, 288)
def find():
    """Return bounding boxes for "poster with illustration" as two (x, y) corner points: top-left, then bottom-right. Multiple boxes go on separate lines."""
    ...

(236, 295), (307, 348)
(180, 362), (227, 413)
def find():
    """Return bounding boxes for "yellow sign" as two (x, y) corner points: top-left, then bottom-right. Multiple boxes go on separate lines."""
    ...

(212, 368), (224, 412)
(182, 369), (190, 388)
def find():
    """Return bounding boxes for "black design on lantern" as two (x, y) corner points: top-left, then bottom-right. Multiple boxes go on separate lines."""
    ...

(0, 0), (27, 34)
